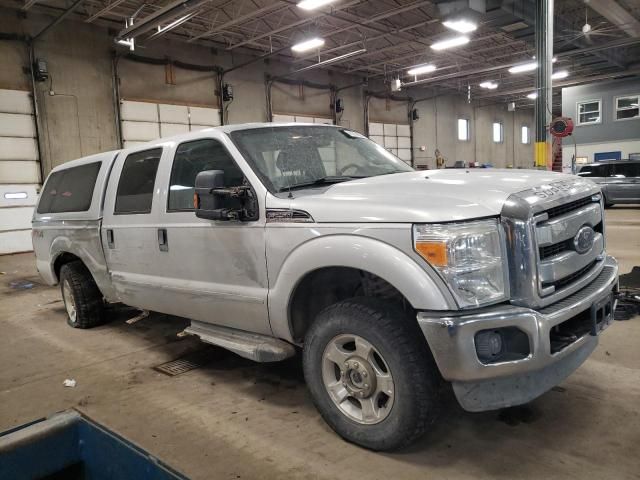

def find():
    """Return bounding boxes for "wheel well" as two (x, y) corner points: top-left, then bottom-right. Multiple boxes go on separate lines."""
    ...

(53, 252), (81, 281)
(289, 267), (411, 343)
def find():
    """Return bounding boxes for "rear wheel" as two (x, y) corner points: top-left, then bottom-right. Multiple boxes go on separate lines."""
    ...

(60, 261), (105, 328)
(303, 297), (441, 451)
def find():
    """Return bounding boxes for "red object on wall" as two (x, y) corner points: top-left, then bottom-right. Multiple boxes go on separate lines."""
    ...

(549, 117), (574, 138)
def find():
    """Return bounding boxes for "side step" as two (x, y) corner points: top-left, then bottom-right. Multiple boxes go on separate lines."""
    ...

(184, 321), (296, 363)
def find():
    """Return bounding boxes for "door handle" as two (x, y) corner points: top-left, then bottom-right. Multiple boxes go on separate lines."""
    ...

(158, 228), (168, 252)
(106, 229), (115, 249)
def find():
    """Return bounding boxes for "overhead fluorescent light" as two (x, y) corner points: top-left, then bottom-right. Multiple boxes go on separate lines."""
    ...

(479, 81), (498, 89)
(291, 37), (325, 52)
(552, 70), (569, 79)
(407, 64), (436, 76)
(442, 19), (477, 33)
(431, 35), (469, 51)
(527, 92), (537, 99)
(509, 61), (538, 73)
(297, 0), (338, 10)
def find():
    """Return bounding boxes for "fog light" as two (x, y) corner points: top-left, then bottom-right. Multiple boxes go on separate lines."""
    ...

(475, 330), (503, 362)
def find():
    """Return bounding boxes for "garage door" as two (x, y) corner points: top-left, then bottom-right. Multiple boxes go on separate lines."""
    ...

(368, 122), (412, 164)
(120, 100), (221, 148)
(0, 89), (40, 254)
(272, 113), (333, 124)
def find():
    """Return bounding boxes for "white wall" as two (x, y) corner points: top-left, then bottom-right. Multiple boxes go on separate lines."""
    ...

(562, 139), (640, 172)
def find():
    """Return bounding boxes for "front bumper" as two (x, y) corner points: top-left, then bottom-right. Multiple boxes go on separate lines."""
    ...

(417, 255), (618, 412)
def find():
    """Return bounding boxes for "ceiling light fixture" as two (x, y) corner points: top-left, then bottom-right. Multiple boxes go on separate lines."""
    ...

(442, 19), (477, 33)
(297, 0), (338, 10)
(552, 70), (569, 79)
(431, 35), (470, 50)
(479, 81), (498, 89)
(527, 92), (537, 99)
(291, 37), (325, 52)
(407, 64), (436, 75)
(509, 61), (538, 73)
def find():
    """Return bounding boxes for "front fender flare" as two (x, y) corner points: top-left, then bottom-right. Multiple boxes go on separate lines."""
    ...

(267, 234), (455, 342)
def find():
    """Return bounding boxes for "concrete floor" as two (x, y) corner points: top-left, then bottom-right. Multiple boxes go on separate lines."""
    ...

(1, 207), (639, 480)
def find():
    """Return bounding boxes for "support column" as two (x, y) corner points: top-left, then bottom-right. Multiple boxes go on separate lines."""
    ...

(535, 0), (554, 169)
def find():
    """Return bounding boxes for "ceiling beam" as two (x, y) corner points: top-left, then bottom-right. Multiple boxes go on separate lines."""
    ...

(85, 0), (128, 23)
(586, 0), (640, 38)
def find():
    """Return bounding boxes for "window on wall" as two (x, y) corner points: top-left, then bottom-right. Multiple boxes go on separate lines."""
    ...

(492, 122), (503, 143)
(615, 95), (639, 120)
(521, 125), (530, 144)
(457, 118), (470, 141)
(577, 100), (601, 125)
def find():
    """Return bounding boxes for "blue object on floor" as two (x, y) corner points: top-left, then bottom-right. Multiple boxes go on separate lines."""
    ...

(0, 410), (188, 480)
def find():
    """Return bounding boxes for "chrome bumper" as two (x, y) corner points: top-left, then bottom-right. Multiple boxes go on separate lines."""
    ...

(417, 255), (618, 412)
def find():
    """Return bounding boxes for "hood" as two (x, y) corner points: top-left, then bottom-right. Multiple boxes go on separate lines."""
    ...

(279, 169), (588, 223)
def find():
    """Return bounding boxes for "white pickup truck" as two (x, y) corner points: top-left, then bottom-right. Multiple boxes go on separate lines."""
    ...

(32, 123), (618, 451)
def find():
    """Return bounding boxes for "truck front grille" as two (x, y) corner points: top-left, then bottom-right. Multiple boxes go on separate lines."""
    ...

(501, 178), (605, 309)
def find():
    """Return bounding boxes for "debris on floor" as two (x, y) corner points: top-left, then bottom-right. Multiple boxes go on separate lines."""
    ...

(9, 280), (34, 290)
(126, 309), (150, 325)
(63, 379), (77, 388)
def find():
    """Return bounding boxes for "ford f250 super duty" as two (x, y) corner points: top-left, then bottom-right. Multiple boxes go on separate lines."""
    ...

(32, 123), (618, 451)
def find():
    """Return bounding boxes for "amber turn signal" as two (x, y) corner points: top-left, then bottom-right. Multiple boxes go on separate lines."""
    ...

(415, 241), (448, 267)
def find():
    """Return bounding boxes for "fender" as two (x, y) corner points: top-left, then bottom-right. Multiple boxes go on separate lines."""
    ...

(45, 224), (118, 302)
(267, 234), (455, 342)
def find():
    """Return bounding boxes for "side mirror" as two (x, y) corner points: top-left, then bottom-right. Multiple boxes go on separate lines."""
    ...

(194, 170), (230, 221)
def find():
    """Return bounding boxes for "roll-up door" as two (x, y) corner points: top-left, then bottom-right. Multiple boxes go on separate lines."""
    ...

(368, 122), (412, 165)
(0, 89), (40, 254)
(120, 100), (220, 148)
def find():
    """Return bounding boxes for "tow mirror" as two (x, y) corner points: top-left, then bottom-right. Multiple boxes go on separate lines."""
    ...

(194, 170), (231, 221)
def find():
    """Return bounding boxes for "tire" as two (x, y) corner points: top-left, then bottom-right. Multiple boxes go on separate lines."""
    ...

(303, 297), (441, 451)
(59, 261), (105, 328)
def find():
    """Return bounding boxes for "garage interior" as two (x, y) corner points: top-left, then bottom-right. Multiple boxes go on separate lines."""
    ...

(0, 0), (639, 477)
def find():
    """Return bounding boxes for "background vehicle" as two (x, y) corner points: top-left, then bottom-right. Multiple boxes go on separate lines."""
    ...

(577, 160), (640, 206)
(32, 124), (618, 451)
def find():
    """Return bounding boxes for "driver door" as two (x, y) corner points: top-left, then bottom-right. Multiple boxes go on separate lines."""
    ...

(151, 136), (271, 335)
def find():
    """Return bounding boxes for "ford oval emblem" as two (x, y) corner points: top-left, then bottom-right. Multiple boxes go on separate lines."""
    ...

(573, 225), (595, 254)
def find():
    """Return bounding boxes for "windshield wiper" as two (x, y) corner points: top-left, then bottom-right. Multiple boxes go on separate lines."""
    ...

(278, 176), (362, 193)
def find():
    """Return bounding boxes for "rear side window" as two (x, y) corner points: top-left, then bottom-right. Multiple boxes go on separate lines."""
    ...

(168, 139), (244, 211)
(115, 148), (162, 214)
(578, 165), (608, 177)
(37, 162), (101, 214)
(610, 163), (640, 178)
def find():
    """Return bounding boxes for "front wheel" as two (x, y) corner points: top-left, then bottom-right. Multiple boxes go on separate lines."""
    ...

(303, 297), (441, 451)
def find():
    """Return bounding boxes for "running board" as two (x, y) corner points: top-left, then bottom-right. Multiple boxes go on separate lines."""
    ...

(184, 321), (296, 363)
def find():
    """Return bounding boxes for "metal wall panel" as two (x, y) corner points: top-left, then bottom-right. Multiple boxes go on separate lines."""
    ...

(120, 101), (159, 122)
(189, 125), (215, 132)
(398, 136), (411, 149)
(398, 149), (412, 162)
(0, 137), (38, 161)
(369, 123), (384, 136)
(189, 106), (220, 126)
(369, 135), (384, 145)
(397, 124), (411, 137)
(272, 114), (295, 123)
(0, 230), (32, 254)
(0, 89), (32, 114)
(0, 112), (36, 138)
(123, 141), (147, 149)
(0, 184), (39, 208)
(160, 123), (190, 137)
(0, 161), (40, 183)
(121, 121), (160, 141)
(383, 123), (397, 136)
(159, 104), (189, 124)
(0, 206), (33, 230)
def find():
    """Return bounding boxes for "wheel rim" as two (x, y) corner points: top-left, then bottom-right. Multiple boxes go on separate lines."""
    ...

(321, 334), (395, 425)
(62, 280), (77, 322)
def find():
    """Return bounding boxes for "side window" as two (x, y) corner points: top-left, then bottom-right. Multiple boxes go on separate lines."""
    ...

(37, 162), (101, 214)
(611, 163), (640, 178)
(114, 148), (162, 214)
(578, 165), (607, 178)
(168, 139), (244, 211)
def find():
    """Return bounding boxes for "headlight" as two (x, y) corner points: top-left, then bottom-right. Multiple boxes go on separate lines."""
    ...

(413, 219), (507, 308)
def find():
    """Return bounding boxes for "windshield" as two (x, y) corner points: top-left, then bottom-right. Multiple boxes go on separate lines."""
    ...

(229, 126), (413, 193)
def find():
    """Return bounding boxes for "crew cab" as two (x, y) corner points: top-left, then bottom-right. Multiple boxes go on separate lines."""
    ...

(33, 123), (619, 451)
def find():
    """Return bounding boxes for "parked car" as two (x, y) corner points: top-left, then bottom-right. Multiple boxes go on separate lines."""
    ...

(577, 160), (640, 206)
(32, 123), (618, 451)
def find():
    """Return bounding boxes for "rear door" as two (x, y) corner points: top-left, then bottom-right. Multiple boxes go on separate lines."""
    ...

(607, 163), (640, 202)
(102, 147), (164, 310)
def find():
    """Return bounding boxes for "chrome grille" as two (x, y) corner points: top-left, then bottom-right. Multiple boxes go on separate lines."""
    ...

(501, 178), (605, 310)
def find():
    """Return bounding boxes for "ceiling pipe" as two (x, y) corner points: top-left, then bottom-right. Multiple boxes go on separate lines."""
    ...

(270, 48), (367, 81)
